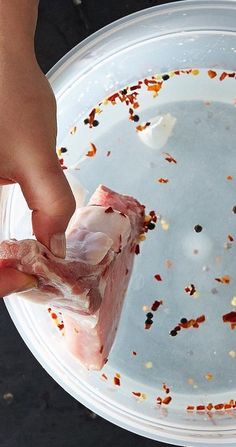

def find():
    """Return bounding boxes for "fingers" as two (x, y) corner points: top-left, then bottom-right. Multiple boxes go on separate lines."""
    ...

(0, 268), (37, 297)
(18, 156), (76, 258)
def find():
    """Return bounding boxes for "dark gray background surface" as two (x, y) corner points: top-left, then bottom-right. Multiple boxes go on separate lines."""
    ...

(0, 1), (179, 446)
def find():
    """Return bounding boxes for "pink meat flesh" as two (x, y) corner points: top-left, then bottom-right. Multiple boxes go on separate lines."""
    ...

(0, 185), (145, 369)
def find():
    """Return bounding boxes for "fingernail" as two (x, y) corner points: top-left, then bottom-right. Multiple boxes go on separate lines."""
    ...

(50, 233), (66, 258)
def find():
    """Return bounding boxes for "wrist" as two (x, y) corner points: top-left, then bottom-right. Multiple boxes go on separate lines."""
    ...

(0, 1), (38, 59)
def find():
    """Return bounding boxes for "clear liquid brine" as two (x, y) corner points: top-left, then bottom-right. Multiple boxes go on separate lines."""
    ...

(57, 68), (236, 408)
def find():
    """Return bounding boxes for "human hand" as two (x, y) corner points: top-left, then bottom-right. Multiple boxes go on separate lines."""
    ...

(0, 52), (75, 296)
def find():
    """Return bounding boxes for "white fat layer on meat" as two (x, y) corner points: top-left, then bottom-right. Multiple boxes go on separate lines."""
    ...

(67, 230), (113, 265)
(71, 206), (131, 252)
(138, 113), (176, 150)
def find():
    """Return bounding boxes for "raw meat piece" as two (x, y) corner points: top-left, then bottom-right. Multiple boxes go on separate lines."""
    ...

(0, 185), (145, 369)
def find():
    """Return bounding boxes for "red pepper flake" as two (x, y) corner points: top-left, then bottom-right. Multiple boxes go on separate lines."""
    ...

(162, 383), (170, 394)
(162, 396), (172, 405)
(104, 206), (114, 214)
(86, 142), (97, 157)
(196, 315), (206, 324)
(156, 397), (162, 405)
(136, 122), (151, 132)
(223, 311), (236, 323)
(228, 234), (234, 242)
(214, 403), (224, 410)
(132, 392), (141, 397)
(51, 313), (57, 320)
(158, 178), (169, 184)
(147, 82), (163, 94)
(184, 284), (197, 296)
(113, 374), (121, 386)
(215, 275), (231, 284)
(101, 373), (108, 381)
(107, 92), (121, 104)
(149, 210), (157, 221)
(48, 308), (52, 313)
(132, 351), (137, 356)
(151, 300), (163, 311)
(130, 84), (142, 91)
(154, 274), (162, 281)
(207, 403), (213, 411)
(226, 175), (233, 180)
(135, 244), (140, 255)
(222, 311), (236, 330)
(163, 152), (177, 164)
(86, 108), (96, 127)
(196, 405), (205, 411)
(208, 70), (217, 79)
(106, 150), (111, 157)
(187, 405), (195, 411)
(57, 323), (64, 331)
(144, 78), (159, 85)
(219, 72), (227, 81)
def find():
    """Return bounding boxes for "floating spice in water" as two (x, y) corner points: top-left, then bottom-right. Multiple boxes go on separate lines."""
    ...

(170, 315), (205, 336)
(48, 308), (65, 334)
(163, 152), (177, 164)
(157, 178), (169, 184)
(184, 284), (197, 296)
(151, 300), (163, 311)
(205, 373), (214, 381)
(86, 142), (97, 157)
(220, 72), (228, 81)
(101, 373), (108, 381)
(154, 274), (162, 282)
(208, 70), (217, 79)
(222, 311), (236, 329)
(113, 373), (121, 386)
(165, 259), (173, 269)
(145, 318), (153, 330)
(215, 275), (231, 284)
(70, 126), (77, 135)
(194, 224), (203, 233)
(162, 383), (170, 394)
(132, 392), (147, 401)
(156, 384), (172, 406)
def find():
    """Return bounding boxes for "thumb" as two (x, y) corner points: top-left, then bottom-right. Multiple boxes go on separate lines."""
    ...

(0, 268), (37, 297)
(18, 156), (76, 258)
